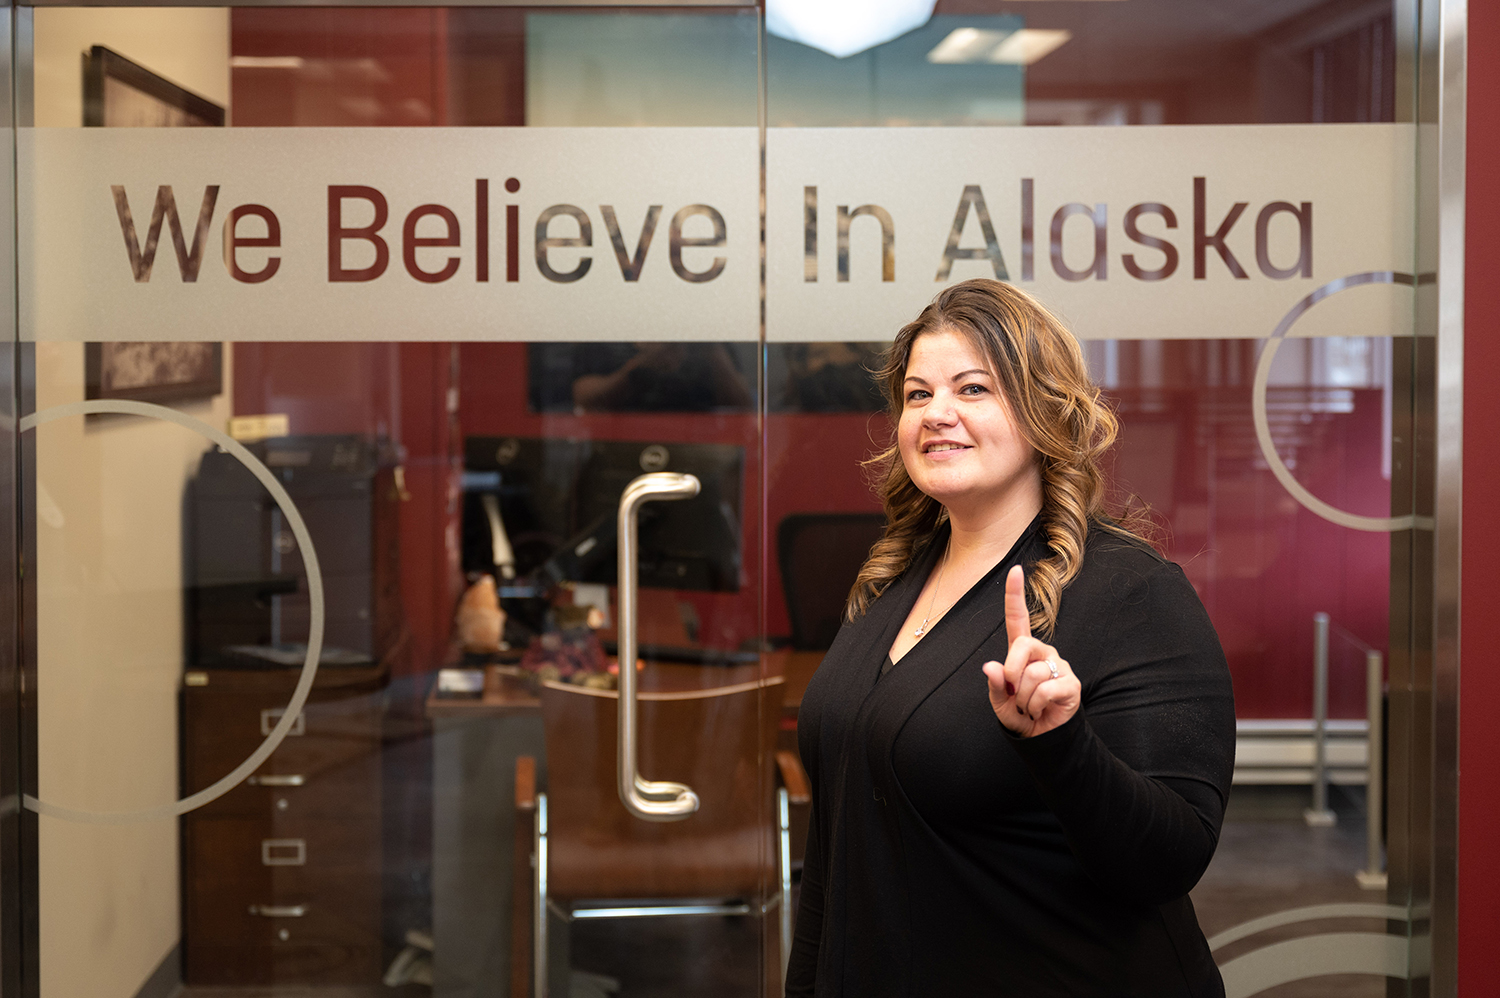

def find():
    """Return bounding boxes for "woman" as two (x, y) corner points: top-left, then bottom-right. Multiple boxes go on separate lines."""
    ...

(787, 279), (1235, 997)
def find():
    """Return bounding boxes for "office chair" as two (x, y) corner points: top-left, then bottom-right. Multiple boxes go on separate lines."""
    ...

(777, 512), (886, 650)
(512, 673), (809, 998)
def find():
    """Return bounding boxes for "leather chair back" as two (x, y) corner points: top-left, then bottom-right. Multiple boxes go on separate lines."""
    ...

(541, 673), (784, 901)
(778, 512), (885, 650)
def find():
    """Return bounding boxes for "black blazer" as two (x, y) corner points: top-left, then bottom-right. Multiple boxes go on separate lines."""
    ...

(788, 519), (1235, 998)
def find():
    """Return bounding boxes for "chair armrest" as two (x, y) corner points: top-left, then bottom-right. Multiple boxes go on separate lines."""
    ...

(775, 750), (811, 805)
(515, 755), (537, 811)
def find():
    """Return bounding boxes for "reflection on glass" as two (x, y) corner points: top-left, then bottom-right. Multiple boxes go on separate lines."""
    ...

(526, 13), (759, 127)
(768, 16), (1025, 126)
(528, 342), (756, 413)
(767, 342), (886, 413)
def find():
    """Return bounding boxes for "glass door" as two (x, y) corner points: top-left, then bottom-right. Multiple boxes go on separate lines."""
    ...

(6, 2), (1452, 998)
(16, 6), (775, 998)
(759, 3), (1426, 997)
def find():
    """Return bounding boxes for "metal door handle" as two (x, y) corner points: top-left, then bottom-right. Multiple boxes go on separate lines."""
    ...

(248, 904), (307, 917)
(617, 472), (701, 822)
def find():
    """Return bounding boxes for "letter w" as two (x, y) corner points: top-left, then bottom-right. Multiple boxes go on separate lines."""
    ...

(111, 185), (220, 282)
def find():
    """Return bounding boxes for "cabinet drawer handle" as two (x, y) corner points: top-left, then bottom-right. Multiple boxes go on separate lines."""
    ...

(261, 839), (306, 866)
(248, 774), (305, 787)
(261, 708), (305, 737)
(248, 904), (307, 918)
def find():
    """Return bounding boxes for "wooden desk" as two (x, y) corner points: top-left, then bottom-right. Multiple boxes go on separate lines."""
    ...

(424, 650), (825, 719)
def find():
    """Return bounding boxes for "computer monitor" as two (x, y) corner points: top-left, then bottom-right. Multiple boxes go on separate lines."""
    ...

(461, 436), (743, 594)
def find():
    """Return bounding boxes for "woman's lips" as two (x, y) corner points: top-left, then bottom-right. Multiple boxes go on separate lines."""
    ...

(924, 442), (971, 454)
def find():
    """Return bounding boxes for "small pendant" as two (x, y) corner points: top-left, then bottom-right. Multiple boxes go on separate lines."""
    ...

(913, 624), (926, 638)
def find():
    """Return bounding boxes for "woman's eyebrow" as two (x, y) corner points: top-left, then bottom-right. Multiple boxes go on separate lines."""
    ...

(950, 369), (991, 381)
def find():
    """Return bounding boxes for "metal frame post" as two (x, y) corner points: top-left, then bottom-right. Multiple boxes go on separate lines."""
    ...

(1305, 613), (1337, 827)
(1357, 650), (1388, 889)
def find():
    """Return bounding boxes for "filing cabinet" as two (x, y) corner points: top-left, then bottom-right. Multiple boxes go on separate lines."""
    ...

(185, 434), (404, 671)
(180, 666), (385, 985)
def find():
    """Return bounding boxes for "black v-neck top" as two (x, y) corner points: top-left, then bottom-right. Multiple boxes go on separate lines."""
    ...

(788, 520), (1235, 998)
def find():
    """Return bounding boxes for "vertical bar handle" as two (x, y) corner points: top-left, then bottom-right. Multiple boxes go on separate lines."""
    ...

(617, 472), (701, 823)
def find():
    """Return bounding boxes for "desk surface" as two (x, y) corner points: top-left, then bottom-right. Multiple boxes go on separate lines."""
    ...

(425, 649), (824, 719)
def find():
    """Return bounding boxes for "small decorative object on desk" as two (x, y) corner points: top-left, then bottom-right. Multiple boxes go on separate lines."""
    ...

(455, 575), (506, 655)
(520, 621), (613, 690)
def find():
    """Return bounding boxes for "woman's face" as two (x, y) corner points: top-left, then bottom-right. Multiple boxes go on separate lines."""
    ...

(897, 328), (1041, 519)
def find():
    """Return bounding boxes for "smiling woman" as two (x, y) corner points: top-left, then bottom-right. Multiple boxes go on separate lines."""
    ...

(789, 278), (1237, 997)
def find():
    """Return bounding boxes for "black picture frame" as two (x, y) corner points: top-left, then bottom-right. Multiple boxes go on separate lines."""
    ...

(82, 45), (225, 128)
(82, 47), (225, 405)
(85, 342), (224, 404)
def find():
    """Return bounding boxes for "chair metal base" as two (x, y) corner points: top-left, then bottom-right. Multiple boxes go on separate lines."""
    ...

(531, 788), (793, 998)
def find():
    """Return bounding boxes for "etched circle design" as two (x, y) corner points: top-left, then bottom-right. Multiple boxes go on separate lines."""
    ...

(1209, 902), (1413, 996)
(1253, 271), (1418, 533)
(20, 399), (324, 824)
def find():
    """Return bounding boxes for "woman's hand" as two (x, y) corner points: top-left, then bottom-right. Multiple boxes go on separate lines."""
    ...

(982, 565), (1081, 737)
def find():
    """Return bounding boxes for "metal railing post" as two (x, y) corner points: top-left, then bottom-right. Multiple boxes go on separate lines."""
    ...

(1304, 612), (1337, 827)
(1356, 649), (1388, 889)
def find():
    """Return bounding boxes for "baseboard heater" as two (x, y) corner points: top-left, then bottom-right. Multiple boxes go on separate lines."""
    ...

(1233, 719), (1371, 786)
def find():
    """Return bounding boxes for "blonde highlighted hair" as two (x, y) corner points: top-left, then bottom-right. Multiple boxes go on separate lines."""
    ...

(847, 278), (1142, 638)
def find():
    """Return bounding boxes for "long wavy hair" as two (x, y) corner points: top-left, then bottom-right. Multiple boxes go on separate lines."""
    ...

(846, 278), (1140, 638)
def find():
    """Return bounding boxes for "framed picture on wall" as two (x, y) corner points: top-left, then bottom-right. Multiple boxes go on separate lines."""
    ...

(85, 342), (224, 404)
(82, 45), (225, 127)
(82, 47), (225, 406)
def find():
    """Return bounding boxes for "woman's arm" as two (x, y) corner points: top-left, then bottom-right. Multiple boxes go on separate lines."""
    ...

(1007, 710), (1226, 904)
(785, 800), (825, 997)
(988, 557), (1235, 904)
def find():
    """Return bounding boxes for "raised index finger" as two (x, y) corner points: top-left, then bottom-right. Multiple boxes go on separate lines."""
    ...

(1005, 565), (1031, 645)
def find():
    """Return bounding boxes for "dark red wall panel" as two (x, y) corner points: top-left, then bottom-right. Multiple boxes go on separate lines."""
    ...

(1460, 0), (1500, 984)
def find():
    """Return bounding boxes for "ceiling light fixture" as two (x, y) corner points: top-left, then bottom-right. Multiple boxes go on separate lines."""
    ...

(989, 29), (1072, 64)
(926, 27), (1072, 66)
(766, 0), (937, 59)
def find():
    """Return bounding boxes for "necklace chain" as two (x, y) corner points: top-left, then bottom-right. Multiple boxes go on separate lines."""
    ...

(912, 544), (951, 639)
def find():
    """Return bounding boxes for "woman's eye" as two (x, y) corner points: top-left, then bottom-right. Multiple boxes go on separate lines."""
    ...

(959, 384), (987, 396)
(906, 389), (930, 402)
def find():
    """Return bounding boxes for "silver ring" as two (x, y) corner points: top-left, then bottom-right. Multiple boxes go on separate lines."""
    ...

(1046, 658), (1060, 680)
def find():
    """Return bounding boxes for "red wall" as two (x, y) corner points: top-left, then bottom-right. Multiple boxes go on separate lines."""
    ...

(1117, 372), (1390, 721)
(232, 9), (449, 127)
(1459, 0), (1500, 985)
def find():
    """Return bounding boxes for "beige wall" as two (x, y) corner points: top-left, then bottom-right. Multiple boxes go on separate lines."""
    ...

(33, 9), (230, 128)
(31, 10), (231, 998)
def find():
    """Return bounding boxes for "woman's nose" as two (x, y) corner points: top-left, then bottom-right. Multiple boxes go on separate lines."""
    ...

(923, 396), (957, 425)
